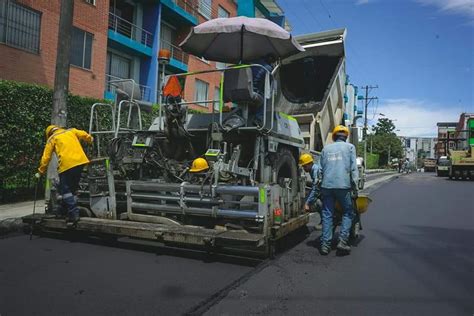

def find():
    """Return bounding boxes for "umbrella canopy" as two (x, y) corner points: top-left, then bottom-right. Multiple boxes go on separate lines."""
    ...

(179, 16), (304, 64)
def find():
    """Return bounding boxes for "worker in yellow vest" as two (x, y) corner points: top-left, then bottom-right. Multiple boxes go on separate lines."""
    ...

(35, 125), (93, 224)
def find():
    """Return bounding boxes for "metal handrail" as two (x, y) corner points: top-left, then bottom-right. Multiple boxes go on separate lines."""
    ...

(105, 74), (152, 102)
(108, 12), (153, 48)
(160, 65), (276, 133)
(160, 39), (189, 65)
(171, 0), (199, 18)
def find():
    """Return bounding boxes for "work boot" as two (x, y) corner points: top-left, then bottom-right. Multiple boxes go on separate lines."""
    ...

(66, 211), (80, 228)
(319, 244), (330, 256)
(337, 239), (351, 253)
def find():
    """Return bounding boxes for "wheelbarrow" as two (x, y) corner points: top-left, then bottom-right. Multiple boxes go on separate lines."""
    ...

(334, 194), (372, 241)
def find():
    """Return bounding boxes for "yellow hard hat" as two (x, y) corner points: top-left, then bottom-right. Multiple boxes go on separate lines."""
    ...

(299, 153), (314, 166)
(45, 124), (60, 140)
(332, 125), (349, 140)
(189, 158), (209, 173)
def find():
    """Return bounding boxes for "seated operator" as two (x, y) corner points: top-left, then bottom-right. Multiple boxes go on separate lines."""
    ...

(251, 54), (275, 124)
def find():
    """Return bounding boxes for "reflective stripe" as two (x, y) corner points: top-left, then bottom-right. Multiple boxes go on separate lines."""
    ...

(63, 192), (73, 198)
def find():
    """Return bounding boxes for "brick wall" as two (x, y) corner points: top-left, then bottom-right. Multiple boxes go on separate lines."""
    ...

(0, 0), (109, 99)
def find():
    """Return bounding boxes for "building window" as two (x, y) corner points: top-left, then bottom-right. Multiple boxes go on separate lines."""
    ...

(84, 0), (95, 5)
(106, 51), (131, 84)
(217, 5), (229, 18)
(0, 0), (41, 54)
(195, 79), (209, 106)
(70, 27), (93, 69)
(199, 0), (212, 19)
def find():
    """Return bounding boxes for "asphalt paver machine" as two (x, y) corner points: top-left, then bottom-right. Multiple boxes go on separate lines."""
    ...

(27, 62), (310, 257)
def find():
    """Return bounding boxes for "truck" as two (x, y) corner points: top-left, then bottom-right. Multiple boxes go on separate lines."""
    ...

(279, 29), (358, 151)
(448, 118), (474, 180)
(423, 158), (436, 172)
(25, 28), (354, 258)
(436, 156), (450, 177)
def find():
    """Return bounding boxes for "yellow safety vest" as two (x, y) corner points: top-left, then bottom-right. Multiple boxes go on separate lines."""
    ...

(38, 128), (92, 174)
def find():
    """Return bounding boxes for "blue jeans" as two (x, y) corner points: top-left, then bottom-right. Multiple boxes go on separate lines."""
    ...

(321, 188), (355, 247)
(58, 165), (84, 219)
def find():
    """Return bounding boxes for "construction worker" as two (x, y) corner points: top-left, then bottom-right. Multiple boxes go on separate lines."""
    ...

(319, 125), (358, 255)
(188, 157), (211, 183)
(299, 153), (323, 228)
(35, 125), (93, 223)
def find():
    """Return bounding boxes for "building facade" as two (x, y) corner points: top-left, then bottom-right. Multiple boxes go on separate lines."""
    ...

(0, 0), (109, 99)
(400, 136), (436, 165)
(435, 122), (457, 158)
(0, 0), (288, 107)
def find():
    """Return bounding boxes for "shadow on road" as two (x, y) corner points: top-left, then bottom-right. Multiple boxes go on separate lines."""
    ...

(30, 225), (313, 267)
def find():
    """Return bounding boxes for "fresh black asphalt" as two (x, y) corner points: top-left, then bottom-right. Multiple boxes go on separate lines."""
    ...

(0, 173), (473, 315)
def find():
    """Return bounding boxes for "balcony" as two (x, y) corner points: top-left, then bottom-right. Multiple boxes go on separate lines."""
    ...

(108, 12), (153, 56)
(161, 40), (189, 72)
(105, 74), (153, 103)
(161, 0), (199, 26)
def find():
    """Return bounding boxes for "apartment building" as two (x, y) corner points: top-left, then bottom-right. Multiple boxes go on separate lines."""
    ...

(435, 122), (457, 158)
(0, 0), (289, 106)
(0, 0), (109, 99)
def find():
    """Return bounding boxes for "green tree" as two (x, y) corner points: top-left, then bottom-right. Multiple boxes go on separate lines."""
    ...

(373, 118), (396, 135)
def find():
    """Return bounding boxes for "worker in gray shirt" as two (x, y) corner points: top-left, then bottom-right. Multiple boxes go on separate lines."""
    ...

(319, 125), (359, 255)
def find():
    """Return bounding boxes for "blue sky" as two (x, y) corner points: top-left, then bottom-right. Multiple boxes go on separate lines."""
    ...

(278, 0), (474, 136)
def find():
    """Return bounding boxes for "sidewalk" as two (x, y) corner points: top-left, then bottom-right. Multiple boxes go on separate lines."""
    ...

(0, 200), (45, 221)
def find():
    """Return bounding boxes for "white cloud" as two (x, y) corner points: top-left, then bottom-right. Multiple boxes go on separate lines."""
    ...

(355, 0), (370, 5)
(370, 99), (465, 137)
(416, 0), (474, 19)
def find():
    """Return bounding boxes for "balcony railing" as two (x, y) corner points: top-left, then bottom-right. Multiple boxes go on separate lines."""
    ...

(169, 0), (199, 18)
(105, 74), (152, 102)
(108, 12), (153, 48)
(160, 39), (189, 65)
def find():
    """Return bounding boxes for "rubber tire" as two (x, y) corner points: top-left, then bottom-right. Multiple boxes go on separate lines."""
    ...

(273, 149), (298, 201)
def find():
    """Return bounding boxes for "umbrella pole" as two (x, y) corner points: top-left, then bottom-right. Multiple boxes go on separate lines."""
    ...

(240, 25), (244, 63)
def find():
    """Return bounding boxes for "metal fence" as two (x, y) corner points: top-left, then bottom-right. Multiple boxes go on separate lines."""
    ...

(171, 0), (199, 18)
(108, 12), (153, 48)
(160, 39), (189, 65)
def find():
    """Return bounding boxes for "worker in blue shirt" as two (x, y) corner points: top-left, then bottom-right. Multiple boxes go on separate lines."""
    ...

(299, 153), (323, 228)
(319, 125), (359, 255)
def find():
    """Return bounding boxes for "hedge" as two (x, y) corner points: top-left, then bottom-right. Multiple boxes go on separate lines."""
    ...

(366, 153), (380, 170)
(0, 80), (108, 203)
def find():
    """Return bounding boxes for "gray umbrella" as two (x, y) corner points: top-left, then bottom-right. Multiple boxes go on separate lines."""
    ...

(179, 16), (305, 63)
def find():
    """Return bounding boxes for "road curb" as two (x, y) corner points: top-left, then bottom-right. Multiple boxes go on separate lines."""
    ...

(0, 217), (26, 237)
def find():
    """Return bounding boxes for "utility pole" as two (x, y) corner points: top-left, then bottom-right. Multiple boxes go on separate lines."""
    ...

(51, 0), (74, 126)
(359, 85), (378, 167)
(360, 85), (379, 140)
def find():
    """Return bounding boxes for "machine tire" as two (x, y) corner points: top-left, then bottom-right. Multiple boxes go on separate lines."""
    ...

(273, 149), (298, 201)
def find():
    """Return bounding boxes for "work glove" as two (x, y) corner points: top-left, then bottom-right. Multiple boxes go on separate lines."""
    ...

(304, 203), (311, 212)
(34, 172), (41, 179)
(315, 198), (323, 210)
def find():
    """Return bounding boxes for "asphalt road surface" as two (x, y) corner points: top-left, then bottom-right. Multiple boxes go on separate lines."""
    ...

(1, 173), (473, 315)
